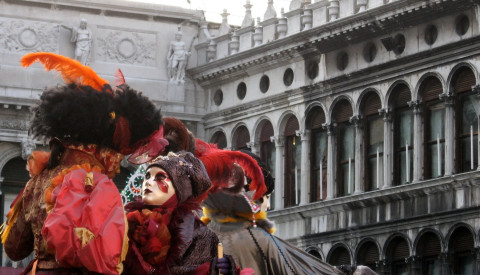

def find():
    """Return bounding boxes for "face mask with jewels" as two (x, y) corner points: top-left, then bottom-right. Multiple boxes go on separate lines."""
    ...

(142, 166), (176, 206)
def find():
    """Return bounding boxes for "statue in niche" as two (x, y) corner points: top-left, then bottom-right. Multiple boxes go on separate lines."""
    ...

(62, 19), (92, 64)
(167, 27), (190, 84)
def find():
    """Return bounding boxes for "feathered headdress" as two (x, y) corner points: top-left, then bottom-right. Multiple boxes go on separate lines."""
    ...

(23, 52), (166, 161)
(195, 139), (266, 201)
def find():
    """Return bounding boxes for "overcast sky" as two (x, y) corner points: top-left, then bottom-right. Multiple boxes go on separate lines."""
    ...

(126, 0), (292, 26)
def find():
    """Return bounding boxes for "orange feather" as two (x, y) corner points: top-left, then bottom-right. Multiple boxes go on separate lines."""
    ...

(20, 52), (109, 92)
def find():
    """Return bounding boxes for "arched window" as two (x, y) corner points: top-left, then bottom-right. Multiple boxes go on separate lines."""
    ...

(356, 241), (379, 272)
(210, 131), (227, 149)
(284, 115), (300, 207)
(307, 107), (327, 202)
(233, 125), (250, 151)
(453, 68), (478, 173)
(333, 100), (354, 197)
(1, 157), (29, 194)
(449, 226), (474, 274)
(420, 76), (444, 179)
(259, 120), (276, 209)
(385, 236), (410, 275)
(362, 93), (383, 191)
(391, 84), (413, 185)
(329, 245), (351, 266)
(416, 232), (442, 274)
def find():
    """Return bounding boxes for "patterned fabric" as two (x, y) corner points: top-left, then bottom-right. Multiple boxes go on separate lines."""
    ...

(3, 146), (125, 273)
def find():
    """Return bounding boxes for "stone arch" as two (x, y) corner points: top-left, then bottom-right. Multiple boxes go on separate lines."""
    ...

(357, 87), (384, 114)
(304, 101), (327, 129)
(446, 62), (479, 94)
(0, 142), (22, 177)
(306, 246), (324, 260)
(445, 222), (477, 251)
(253, 116), (275, 144)
(385, 79), (414, 107)
(382, 232), (412, 259)
(355, 237), (381, 266)
(231, 122), (250, 150)
(413, 228), (446, 255)
(328, 95), (354, 124)
(327, 242), (353, 266)
(209, 128), (228, 149)
(415, 72), (445, 101)
(277, 110), (300, 135)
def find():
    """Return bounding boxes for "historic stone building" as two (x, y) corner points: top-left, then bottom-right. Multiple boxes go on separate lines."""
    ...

(1, 0), (480, 274)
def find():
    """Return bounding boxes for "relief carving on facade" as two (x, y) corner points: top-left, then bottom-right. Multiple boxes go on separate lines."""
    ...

(96, 29), (155, 66)
(0, 118), (29, 131)
(0, 19), (58, 53)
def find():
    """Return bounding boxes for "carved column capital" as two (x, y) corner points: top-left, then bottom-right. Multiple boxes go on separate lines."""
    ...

(408, 100), (422, 114)
(270, 135), (284, 147)
(21, 138), (36, 160)
(379, 107), (392, 122)
(439, 93), (454, 107)
(472, 84), (480, 96)
(246, 141), (255, 149)
(295, 129), (310, 141)
(349, 115), (362, 127)
(322, 122), (336, 136)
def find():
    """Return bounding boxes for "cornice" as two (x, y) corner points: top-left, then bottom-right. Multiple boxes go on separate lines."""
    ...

(9, 0), (203, 22)
(188, 0), (475, 88)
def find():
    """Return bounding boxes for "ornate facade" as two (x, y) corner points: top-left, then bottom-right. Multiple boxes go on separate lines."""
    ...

(1, 0), (480, 274)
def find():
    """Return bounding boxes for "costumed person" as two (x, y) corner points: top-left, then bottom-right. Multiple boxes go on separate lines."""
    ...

(121, 116), (196, 204)
(199, 144), (377, 275)
(1, 52), (167, 274)
(122, 151), (243, 275)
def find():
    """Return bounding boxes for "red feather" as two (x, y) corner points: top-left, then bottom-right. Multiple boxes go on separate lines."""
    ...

(114, 68), (126, 87)
(21, 52), (110, 92)
(195, 139), (266, 201)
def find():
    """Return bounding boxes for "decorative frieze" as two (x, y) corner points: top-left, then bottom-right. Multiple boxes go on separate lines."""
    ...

(0, 118), (28, 131)
(96, 29), (155, 66)
(0, 19), (58, 53)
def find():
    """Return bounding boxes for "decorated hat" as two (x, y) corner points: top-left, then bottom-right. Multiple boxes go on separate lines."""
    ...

(238, 149), (275, 197)
(147, 151), (211, 205)
(23, 52), (167, 162)
(163, 117), (196, 154)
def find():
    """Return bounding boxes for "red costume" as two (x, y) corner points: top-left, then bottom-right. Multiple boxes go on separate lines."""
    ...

(1, 53), (166, 274)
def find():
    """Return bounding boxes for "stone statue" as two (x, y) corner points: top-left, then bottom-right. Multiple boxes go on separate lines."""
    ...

(167, 27), (190, 84)
(62, 19), (92, 64)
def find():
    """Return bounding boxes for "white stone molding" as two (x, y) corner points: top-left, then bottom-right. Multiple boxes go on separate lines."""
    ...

(241, 0), (255, 28)
(253, 18), (263, 47)
(328, 0), (340, 21)
(219, 9), (231, 36)
(96, 29), (155, 66)
(20, 138), (36, 160)
(0, 19), (58, 54)
(264, 0), (277, 21)
(301, 8), (313, 31)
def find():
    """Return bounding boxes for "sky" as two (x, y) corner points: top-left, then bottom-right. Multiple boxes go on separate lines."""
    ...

(126, 0), (292, 26)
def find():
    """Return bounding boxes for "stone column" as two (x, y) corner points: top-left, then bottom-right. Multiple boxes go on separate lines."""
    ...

(380, 108), (393, 188)
(439, 252), (450, 275)
(297, 129), (310, 205)
(350, 115), (363, 194)
(409, 100), (423, 182)
(439, 93), (455, 176)
(246, 141), (257, 154)
(323, 123), (336, 199)
(474, 84), (480, 170)
(271, 135), (284, 210)
(406, 256), (421, 275)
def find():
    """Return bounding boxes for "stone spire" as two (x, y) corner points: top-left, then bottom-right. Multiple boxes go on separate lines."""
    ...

(289, 0), (303, 11)
(264, 0), (277, 20)
(218, 9), (231, 36)
(241, 0), (255, 28)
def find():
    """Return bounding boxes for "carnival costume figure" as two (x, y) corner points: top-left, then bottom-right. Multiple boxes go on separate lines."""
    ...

(122, 151), (239, 275)
(199, 144), (378, 275)
(1, 53), (167, 274)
